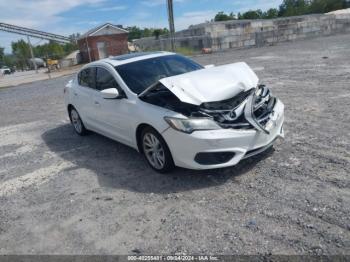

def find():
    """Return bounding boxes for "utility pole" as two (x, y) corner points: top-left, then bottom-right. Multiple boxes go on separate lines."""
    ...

(85, 37), (92, 62)
(166, 0), (175, 51)
(27, 36), (38, 73)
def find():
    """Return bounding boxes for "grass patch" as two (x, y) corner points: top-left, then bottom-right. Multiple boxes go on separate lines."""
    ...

(0, 85), (14, 90)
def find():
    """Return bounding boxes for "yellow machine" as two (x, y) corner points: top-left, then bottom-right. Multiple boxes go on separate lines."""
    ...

(46, 59), (60, 70)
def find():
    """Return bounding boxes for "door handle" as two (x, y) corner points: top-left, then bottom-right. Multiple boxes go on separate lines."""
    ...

(73, 92), (78, 96)
(94, 101), (100, 105)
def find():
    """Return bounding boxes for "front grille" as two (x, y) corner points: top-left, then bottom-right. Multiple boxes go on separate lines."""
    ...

(216, 86), (275, 130)
(200, 89), (254, 111)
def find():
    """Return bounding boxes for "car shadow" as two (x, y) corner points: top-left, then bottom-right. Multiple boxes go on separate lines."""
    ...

(41, 123), (274, 194)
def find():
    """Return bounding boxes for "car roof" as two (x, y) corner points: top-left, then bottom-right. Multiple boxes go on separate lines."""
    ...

(90, 51), (176, 67)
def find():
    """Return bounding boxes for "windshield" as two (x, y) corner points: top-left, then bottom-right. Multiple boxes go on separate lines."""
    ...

(115, 54), (203, 94)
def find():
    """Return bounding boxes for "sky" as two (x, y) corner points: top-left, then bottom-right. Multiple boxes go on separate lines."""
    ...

(0, 0), (282, 53)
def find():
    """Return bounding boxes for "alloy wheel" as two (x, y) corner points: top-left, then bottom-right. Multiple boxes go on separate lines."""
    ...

(71, 109), (83, 134)
(142, 132), (165, 169)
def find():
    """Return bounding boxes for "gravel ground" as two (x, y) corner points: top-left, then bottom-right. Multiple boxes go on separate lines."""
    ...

(0, 66), (81, 89)
(0, 34), (349, 255)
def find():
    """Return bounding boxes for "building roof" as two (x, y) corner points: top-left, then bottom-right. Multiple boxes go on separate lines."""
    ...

(78, 23), (128, 39)
(64, 50), (80, 59)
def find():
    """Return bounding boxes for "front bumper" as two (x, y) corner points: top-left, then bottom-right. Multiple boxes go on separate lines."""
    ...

(162, 99), (284, 170)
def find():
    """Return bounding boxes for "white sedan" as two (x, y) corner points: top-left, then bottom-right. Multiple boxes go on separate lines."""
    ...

(0, 66), (11, 75)
(64, 52), (284, 172)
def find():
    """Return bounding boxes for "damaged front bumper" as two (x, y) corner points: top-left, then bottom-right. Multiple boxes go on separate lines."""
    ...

(162, 98), (284, 170)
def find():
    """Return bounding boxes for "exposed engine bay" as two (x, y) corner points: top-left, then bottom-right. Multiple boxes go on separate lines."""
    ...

(140, 83), (276, 132)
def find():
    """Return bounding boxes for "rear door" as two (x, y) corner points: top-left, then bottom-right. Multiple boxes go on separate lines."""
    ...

(74, 67), (96, 126)
(92, 66), (133, 145)
(97, 42), (108, 59)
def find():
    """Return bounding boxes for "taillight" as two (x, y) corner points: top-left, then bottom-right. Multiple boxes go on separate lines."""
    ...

(63, 87), (67, 94)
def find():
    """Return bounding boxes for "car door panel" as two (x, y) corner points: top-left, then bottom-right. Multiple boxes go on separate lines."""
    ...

(92, 67), (133, 145)
(73, 68), (96, 126)
(74, 85), (95, 125)
(93, 94), (134, 145)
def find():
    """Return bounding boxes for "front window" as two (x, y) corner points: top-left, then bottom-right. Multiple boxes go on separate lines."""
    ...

(78, 67), (95, 89)
(95, 67), (121, 91)
(115, 55), (203, 94)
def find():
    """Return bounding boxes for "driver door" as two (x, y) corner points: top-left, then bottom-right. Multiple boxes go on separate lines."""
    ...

(92, 66), (133, 146)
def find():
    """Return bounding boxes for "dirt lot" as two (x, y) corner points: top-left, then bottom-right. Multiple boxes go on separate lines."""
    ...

(0, 34), (349, 255)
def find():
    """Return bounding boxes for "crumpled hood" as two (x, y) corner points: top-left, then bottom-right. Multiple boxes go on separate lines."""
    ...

(159, 62), (259, 105)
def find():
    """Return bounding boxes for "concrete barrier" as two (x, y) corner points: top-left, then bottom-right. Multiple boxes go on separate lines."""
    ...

(134, 10), (350, 52)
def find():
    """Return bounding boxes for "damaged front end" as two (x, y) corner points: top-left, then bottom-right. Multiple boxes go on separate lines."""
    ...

(198, 85), (276, 134)
(139, 62), (281, 134)
(140, 84), (278, 134)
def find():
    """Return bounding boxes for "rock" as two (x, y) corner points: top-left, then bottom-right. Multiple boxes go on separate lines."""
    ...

(132, 248), (141, 254)
(246, 220), (257, 229)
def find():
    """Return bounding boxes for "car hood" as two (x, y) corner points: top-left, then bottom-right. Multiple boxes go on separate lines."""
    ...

(159, 62), (259, 105)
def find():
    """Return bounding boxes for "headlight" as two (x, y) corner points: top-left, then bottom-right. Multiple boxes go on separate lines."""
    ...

(164, 117), (221, 134)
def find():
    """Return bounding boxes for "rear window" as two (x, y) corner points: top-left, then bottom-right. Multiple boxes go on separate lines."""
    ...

(115, 55), (203, 94)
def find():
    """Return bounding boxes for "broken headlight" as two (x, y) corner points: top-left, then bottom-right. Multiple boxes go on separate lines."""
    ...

(164, 117), (221, 134)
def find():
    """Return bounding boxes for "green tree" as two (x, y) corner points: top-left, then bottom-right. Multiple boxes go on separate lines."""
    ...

(47, 41), (64, 59)
(0, 47), (5, 66)
(33, 44), (48, 58)
(239, 9), (263, 19)
(33, 41), (65, 59)
(62, 42), (78, 54)
(153, 29), (161, 40)
(11, 39), (31, 70)
(215, 0), (348, 22)
(309, 0), (345, 13)
(0, 47), (4, 63)
(263, 8), (279, 19)
(127, 26), (170, 41)
(127, 26), (143, 41)
(142, 28), (153, 37)
(3, 54), (16, 68)
(278, 0), (310, 16)
(153, 28), (169, 39)
(214, 11), (235, 21)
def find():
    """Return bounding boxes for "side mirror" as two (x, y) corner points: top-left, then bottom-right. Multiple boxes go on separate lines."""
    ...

(101, 88), (120, 99)
(204, 64), (215, 69)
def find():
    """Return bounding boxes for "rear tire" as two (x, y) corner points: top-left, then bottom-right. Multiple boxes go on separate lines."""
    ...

(141, 127), (174, 173)
(69, 107), (87, 136)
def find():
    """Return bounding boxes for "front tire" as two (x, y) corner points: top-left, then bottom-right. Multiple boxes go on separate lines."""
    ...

(141, 127), (174, 173)
(69, 108), (87, 136)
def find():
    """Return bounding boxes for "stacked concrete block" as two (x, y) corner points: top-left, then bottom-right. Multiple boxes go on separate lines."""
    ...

(133, 11), (350, 52)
